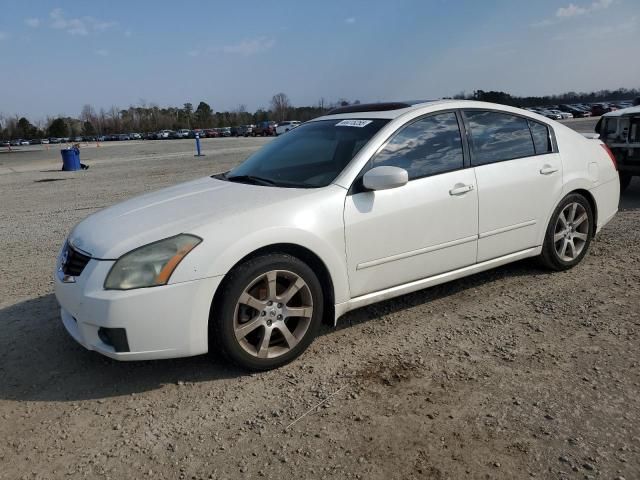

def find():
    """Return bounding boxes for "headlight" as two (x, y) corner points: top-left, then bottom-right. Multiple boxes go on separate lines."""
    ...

(104, 234), (202, 290)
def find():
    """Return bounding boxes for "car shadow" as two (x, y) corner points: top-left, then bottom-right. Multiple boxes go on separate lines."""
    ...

(0, 244), (612, 404)
(0, 294), (245, 403)
(620, 177), (640, 211)
(329, 257), (550, 332)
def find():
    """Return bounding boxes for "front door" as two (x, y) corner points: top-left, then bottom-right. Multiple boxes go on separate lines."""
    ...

(344, 111), (479, 298)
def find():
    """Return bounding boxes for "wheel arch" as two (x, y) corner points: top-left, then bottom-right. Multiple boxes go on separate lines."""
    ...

(569, 188), (598, 235)
(210, 243), (336, 326)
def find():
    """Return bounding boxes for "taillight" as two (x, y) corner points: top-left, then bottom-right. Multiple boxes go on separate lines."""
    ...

(601, 144), (618, 171)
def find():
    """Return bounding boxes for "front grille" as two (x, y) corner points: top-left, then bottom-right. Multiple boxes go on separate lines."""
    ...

(63, 244), (91, 277)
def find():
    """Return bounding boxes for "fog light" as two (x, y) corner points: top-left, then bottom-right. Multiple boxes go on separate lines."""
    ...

(97, 327), (130, 353)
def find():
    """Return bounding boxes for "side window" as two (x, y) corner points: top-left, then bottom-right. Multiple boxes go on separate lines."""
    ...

(465, 111), (535, 165)
(371, 112), (463, 180)
(528, 120), (552, 154)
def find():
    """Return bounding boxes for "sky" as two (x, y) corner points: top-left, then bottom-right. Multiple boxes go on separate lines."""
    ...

(0, 0), (638, 121)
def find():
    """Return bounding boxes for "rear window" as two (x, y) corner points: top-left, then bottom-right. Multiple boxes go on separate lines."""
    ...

(465, 111), (536, 165)
(528, 120), (552, 154)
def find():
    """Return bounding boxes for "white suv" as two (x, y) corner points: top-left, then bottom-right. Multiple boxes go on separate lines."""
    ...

(55, 100), (619, 370)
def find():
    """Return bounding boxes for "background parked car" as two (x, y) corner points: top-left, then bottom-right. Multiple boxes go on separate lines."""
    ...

(254, 121), (277, 136)
(591, 104), (611, 116)
(532, 109), (562, 120)
(239, 125), (255, 137)
(158, 130), (174, 139)
(219, 127), (231, 137)
(275, 120), (301, 135)
(204, 128), (219, 138)
(547, 109), (572, 119)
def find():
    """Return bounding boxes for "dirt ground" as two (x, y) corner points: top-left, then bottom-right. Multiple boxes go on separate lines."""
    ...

(1, 128), (639, 480)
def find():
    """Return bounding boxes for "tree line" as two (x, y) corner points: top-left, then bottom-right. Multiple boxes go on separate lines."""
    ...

(452, 87), (640, 108)
(2, 87), (638, 140)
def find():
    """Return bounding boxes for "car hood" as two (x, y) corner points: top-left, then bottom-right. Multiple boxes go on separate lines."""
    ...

(68, 176), (320, 259)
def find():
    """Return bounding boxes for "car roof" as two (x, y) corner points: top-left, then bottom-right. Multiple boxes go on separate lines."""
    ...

(312, 99), (556, 122)
(313, 100), (457, 120)
(603, 105), (640, 117)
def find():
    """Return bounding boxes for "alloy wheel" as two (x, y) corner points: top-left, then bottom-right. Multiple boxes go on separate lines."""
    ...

(553, 202), (590, 262)
(233, 270), (313, 359)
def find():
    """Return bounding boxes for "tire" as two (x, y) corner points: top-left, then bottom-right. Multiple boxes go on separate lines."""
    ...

(210, 253), (324, 371)
(620, 173), (632, 193)
(539, 193), (594, 271)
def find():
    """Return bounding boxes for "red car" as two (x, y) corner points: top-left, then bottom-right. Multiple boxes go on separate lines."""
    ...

(591, 104), (611, 116)
(253, 121), (277, 136)
(204, 129), (219, 138)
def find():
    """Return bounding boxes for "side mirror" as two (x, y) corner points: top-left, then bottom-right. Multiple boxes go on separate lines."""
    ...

(362, 166), (409, 191)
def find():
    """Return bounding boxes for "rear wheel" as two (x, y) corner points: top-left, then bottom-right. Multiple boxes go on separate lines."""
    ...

(620, 173), (632, 193)
(539, 193), (594, 271)
(211, 254), (323, 371)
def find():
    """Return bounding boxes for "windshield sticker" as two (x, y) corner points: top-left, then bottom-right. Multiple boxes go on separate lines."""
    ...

(335, 119), (373, 128)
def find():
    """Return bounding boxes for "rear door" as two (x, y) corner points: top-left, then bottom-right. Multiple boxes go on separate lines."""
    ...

(463, 110), (563, 262)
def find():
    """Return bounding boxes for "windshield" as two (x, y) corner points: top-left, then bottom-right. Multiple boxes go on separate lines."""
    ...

(226, 119), (388, 188)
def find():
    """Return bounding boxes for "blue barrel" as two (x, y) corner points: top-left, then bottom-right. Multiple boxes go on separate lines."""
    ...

(61, 148), (81, 171)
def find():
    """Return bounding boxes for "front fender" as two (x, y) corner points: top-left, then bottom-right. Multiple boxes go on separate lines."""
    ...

(169, 187), (351, 305)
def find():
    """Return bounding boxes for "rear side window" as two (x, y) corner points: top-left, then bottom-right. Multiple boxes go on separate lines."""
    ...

(371, 112), (464, 180)
(465, 111), (535, 165)
(528, 120), (552, 154)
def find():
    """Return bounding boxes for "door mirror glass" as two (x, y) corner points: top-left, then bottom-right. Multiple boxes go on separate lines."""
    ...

(362, 166), (408, 191)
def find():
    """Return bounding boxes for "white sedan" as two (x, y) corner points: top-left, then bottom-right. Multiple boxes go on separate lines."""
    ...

(55, 100), (619, 370)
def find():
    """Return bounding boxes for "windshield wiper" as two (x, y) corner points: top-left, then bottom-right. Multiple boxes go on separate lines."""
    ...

(225, 174), (277, 186)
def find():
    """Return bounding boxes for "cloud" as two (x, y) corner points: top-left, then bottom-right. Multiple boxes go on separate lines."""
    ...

(557, 0), (614, 17)
(49, 8), (116, 36)
(556, 3), (587, 17)
(218, 37), (275, 56)
(25, 18), (41, 28)
(534, 0), (615, 26)
(95, 49), (109, 57)
(345, 17), (356, 24)
(0, 31), (8, 41)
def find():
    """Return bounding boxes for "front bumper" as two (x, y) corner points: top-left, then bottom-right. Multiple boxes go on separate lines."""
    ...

(54, 258), (223, 360)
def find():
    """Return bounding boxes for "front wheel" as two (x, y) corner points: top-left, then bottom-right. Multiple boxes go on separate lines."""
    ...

(539, 193), (594, 271)
(210, 254), (324, 370)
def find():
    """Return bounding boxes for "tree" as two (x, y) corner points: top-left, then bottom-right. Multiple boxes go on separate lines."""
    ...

(80, 104), (96, 124)
(83, 121), (96, 136)
(270, 93), (291, 122)
(17, 117), (35, 139)
(194, 101), (213, 128)
(48, 118), (68, 138)
(182, 103), (193, 128)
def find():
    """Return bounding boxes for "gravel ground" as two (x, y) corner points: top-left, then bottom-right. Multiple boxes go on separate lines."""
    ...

(1, 128), (639, 480)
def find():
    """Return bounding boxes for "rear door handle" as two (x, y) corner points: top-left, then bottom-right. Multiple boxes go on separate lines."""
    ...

(449, 184), (474, 196)
(540, 165), (558, 175)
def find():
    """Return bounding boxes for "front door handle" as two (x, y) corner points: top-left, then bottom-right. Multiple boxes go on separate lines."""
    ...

(449, 184), (474, 196)
(540, 165), (558, 175)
